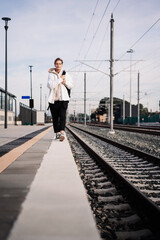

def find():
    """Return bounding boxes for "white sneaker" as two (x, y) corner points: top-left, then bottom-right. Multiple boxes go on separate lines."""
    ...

(55, 133), (61, 140)
(59, 132), (65, 141)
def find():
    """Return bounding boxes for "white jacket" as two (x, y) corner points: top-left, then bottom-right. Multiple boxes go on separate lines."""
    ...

(47, 69), (73, 104)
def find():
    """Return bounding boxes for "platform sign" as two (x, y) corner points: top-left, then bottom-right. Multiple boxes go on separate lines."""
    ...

(22, 96), (30, 99)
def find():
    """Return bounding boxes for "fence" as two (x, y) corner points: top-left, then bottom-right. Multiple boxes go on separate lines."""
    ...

(19, 102), (36, 125)
(118, 113), (160, 125)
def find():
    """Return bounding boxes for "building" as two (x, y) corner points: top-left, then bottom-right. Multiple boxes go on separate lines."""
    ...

(91, 97), (139, 124)
(0, 87), (16, 125)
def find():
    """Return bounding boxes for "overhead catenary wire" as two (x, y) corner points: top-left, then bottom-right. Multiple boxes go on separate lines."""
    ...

(67, 63), (82, 72)
(71, 0), (100, 92)
(117, 17), (160, 61)
(85, 0), (121, 93)
(84, 0), (112, 59)
(77, 0), (100, 60)
(95, 0), (121, 61)
(112, 0), (121, 12)
(118, 44), (160, 74)
(140, 61), (160, 73)
(114, 60), (142, 76)
(137, 47), (160, 72)
(72, 2), (159, 114)
(130, 17), (160, 49)
(72, 0), (121, 95)
(115, 52), (159, 79)
(77, 60), (110, 76)
(113, 17), (160, 108)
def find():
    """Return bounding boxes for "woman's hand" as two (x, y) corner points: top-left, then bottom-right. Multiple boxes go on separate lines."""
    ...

(60, 75), (66, 85)
(60, 75), (65, 80)
(62, 79), (66, 85)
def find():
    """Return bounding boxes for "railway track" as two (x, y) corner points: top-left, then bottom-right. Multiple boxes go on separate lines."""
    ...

(70, 123), (160, 159)
(82, 122), (160, 136)
(86, 122), (160, 130)
(67, 125), (160, 240)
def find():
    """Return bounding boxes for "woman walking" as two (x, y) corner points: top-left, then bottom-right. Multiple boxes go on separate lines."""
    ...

(47, 58), (73, 141)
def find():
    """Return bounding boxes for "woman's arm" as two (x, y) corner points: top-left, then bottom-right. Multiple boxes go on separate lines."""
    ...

(47, 73), (63, 90)
(63, 73), (73, 89)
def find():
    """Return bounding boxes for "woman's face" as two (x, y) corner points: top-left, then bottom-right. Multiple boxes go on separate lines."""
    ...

(55, 60), (63, 73)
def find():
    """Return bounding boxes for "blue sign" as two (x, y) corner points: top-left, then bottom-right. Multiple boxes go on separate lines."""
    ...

(22, 96), (30, 99)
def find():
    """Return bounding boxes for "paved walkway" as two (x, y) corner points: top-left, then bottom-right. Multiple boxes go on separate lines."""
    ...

(0, 125), (100, 240)
(0, 124), (52, 146)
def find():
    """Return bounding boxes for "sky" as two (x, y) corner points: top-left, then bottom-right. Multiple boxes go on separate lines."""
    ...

(0, 0), (159, 116)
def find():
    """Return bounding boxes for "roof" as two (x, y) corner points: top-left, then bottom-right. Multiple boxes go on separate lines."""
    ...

(0, 87), (16, 98)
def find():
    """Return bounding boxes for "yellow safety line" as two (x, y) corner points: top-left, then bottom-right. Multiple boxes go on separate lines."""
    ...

(0, 127), (52, 174)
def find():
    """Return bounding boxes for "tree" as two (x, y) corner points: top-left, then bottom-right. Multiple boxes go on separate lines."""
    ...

(140, 104), (148, 116)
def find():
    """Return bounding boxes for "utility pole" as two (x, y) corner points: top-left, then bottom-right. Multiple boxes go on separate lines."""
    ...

(84, 72), (86, 126)
(29, 65), (33, 125)
(45, 94), (47, 123)
(74, 110), (76, 122)
(137, 72), (140, 127)
(127, 48), (134, 117)
(45, 94), (47, 113)
(14, 98), (17, 125)
(74, 100), (76, 122)
(2, 17), (11, 129)
(123, 95), (125, 124)
(109, 14), (115, 134)
(108, 102), (110, 124)
(40, 84), (42, 110)
(89, 104), (91, 122)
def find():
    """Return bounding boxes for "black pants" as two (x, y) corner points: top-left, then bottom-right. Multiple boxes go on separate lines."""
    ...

(49, 101), (68, 133)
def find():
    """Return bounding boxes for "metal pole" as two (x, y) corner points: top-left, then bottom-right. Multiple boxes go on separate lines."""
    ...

(137, 72), (140, 127)
(40, 84), (42, 110)
(84, 72), (86, 126)
(2, 17), (11, 128)
(4, 27), (8, 128)
(30, 67), (33, 99)
(14, 98), (17, 125)
(109, 14), (115, 134)
(45, 94), (47, 113)
(74, 100), (76, 121)
(107, 102), (110, 124)
(130, 52), (132, 117)
(127, 49), (134, 118)
(74, 110), (76, 122)
(29, 66), (33, 125)
(45, 94), (47, 123)
(123, 95), (125, 124)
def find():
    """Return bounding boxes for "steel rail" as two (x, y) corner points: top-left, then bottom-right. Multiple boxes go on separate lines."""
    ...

(86, 122), (160, 136)
(67, 125), (160, 238)
(70, 124), (160, 166)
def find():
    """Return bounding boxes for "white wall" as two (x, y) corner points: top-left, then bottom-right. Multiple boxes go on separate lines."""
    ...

(0, 110), (15, 125)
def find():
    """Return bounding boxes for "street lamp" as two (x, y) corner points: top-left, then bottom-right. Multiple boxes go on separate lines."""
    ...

(29, 65), (34, 125)
(2, 17), (11, 129)
(40, 84), (42, 111)
(127, 48), (134, 118)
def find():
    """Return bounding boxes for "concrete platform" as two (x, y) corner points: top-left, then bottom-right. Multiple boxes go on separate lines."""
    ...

(0, 124), (52, 147)
(0, 126), (53, 240)
(7, 132), (101, 240)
